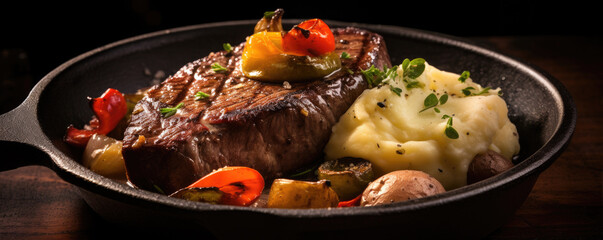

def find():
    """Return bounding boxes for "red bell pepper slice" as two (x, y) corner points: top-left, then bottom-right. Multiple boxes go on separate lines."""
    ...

(65, 88), (128, 147)
(282, 18), (335, 57)
(338, 194), (362, 208)
(186, 166), (265, 206)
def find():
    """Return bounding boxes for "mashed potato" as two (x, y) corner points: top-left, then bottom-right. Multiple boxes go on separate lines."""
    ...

(324, 60), (520, 190)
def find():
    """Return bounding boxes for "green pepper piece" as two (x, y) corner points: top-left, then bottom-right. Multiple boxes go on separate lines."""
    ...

(169, 187), (224, 204)
(242, 51), (342, 83)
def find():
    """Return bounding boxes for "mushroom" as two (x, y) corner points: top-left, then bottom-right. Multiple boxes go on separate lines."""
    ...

(467, 150), (514, 184)
(361, 170), (445, 207)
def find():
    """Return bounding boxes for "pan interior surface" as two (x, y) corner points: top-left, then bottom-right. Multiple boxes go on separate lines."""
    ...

(31, 20), (574, 237)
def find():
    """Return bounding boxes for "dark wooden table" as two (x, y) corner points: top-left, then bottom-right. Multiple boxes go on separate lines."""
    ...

(0, 35), (601, 239)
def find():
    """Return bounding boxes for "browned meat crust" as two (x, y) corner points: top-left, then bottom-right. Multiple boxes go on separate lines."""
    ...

(122, 27), (391, 194)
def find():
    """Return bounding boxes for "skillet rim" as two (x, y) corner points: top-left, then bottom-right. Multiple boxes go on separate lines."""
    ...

(28, 19), (576, 218)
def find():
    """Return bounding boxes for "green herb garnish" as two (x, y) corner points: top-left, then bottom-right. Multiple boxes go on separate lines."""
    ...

(264, 11), (275, 19)
(401, 58), (426, 89)
(361, 58), (425, 95)
(439, 93), (448, 104)
(473, 87), (492, 95)
(405, 80), (423, 89)
(458, 70), (470, 83)
(462, 86), (492, 96)
(443, 115), (459, 139)
(402, 58), (426, 79)
(422, 93), (438, 111)
(462, 87), (475, 96)
(153, 184), (166, 194)
(340, 52), (351, 59)
(160, 103), (184, 118)
(223, 43), (232, 52)
(420, 93), (449, 113)
(288, 161), (321, 178)
(390, 85), (403, 96)
(195, 91), (210, 100)
(361, 65), (398, 88)
(211, 63), (228, 73)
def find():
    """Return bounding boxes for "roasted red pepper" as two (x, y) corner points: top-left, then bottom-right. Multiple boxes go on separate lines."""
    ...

(185, 166), (265, 206)
(338, 194), (362, 208)
(65, 88), (128, 147)
(282, 18), (335, 57)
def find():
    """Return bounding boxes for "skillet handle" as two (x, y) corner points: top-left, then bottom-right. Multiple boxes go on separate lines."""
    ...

(0, 103), (53, 172)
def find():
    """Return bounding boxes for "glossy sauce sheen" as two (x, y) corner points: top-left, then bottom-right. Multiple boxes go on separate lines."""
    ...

(122, 27), (391, 194)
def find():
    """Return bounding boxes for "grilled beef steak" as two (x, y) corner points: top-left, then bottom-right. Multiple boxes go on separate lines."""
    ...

(122, 27), (391, 194)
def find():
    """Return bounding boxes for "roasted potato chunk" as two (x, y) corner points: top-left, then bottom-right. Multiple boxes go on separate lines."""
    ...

(267, 179), (339, 209)
(318, 157), (374, 201)
(82, 134), (126, 180)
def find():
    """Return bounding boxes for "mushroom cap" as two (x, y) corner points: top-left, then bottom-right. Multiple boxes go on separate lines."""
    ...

(361, 170), (445, 207)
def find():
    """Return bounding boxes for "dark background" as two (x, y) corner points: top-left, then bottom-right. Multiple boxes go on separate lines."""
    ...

(0, 0), (598, 113)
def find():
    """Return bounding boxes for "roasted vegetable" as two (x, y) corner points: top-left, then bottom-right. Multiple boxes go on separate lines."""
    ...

(65, 88), (128, 147)
(253, 9), (335, 57)
(169, 187), (224, 204)
(183, 166), (264, 206)
(467, 150), (514, 184)
(361, 170), (445, 207)
(282, 18), (336, 57)
(241, 32), (341, 82)
(82, 134), (126, 180)
(338, 194), (362, 208)
(241, 9), (341, 82)
(267, 179), (339, 209)
(253, 9), (284, 33)
(318, 157), (374, 201)
(107, 89), (146, 140)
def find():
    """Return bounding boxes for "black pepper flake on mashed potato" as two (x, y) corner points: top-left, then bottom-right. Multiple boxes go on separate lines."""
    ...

(324, 60), (520, 190)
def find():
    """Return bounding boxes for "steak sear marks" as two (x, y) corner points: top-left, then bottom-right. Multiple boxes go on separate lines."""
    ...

(122, 27), (391, 194)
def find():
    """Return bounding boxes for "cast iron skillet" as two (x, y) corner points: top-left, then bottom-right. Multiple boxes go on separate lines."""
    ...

(0, 20), (576, 239)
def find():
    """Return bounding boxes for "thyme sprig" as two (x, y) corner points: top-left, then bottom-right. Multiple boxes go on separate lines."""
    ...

(462, 86), (492, 96)
(458, 70), (470, 83)
(420, 93), (458, 139)
(390, 85), (402, 96)
(340, 52), (351, 59)
(160, 103), (184, 118)
(360, 58), (426, 96)
(442, 115), (459, 139)
(211, 63), (228, 73)
(195, 91), (210, 100)
(458, 70), (497, 96)
(401, 58), (426, 89)
(420, 93), (448, 113)
(361, 65), (398, 88)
